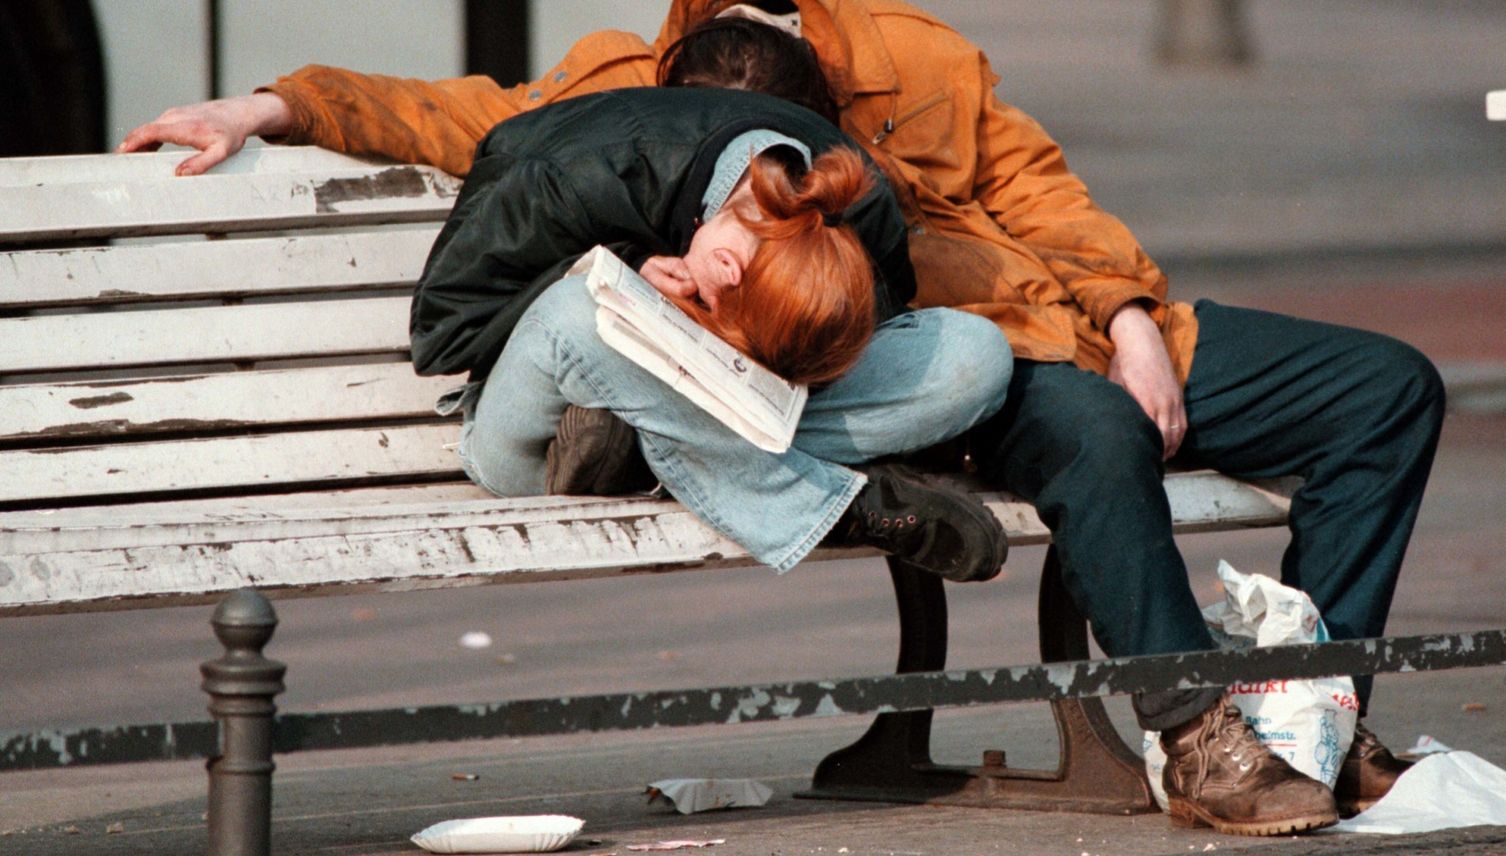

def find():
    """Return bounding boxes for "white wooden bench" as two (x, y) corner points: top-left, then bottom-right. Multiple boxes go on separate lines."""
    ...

(0, 147), (1299, 849)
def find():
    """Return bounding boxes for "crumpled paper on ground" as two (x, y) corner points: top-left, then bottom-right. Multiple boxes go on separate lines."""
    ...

(1334, 752), (1506, 834)
(646, 778), (772, 814)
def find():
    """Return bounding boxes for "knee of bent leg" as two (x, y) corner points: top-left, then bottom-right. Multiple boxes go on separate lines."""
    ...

(1370, 336), (1447, 426)
(1052, 390), (1163, 476)
(517, 274), (600, 346)
(926, 310), (1014, 416)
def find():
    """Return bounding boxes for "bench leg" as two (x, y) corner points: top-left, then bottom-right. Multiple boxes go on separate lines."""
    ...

(1035, 546), (1157, 813)
(201, 590), (286, 856)
(801, 557), (953, 800)
(799, 550), (1155, 813)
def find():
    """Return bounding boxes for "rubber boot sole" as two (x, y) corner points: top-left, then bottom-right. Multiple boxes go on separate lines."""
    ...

(940, 489), (1008, 582)
(1168, 797), (1339, 836)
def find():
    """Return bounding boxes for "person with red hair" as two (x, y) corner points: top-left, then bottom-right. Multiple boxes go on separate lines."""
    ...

(650, 147), (876, 387)
(416, 84), (1014, 581)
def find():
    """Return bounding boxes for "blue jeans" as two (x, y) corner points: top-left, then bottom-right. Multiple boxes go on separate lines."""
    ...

(972, 301), (1445, 728)
(458, 274), (1013, 572)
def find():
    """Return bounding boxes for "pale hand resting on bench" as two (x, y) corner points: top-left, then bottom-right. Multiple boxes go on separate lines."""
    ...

(117, 92), (294, 176)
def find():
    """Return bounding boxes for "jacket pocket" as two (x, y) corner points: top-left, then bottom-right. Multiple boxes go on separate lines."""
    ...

(872, 92), (949, 144)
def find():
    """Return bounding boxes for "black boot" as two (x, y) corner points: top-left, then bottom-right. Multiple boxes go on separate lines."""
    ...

(829, 463), (1007, 582)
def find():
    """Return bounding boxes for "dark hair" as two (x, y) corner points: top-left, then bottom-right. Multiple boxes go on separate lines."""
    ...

(657, 16), (838, 124)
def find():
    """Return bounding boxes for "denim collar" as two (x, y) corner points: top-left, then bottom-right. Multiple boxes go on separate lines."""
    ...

(700, 128), (812, 220)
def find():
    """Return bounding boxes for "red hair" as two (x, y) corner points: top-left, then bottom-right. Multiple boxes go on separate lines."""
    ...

(673, 147), (876, 386)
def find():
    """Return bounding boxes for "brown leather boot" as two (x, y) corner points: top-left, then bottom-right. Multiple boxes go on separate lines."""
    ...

(1334, 722), (1413, 816)
(545, 406), (655, 496)
(1161, 695), (1339, 836)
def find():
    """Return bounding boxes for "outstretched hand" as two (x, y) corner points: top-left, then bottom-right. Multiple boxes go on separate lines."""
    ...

(1107, 303), (1187, 460)
(116, 93), (294, 176)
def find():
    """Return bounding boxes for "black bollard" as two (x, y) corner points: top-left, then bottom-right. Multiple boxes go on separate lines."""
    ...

(201, 590), (286, 856)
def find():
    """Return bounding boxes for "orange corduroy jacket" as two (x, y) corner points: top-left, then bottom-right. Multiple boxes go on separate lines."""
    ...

(264, 0), (1197, 382)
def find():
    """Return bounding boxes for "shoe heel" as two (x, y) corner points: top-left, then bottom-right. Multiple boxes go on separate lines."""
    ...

(1166, 799), (1209, 829)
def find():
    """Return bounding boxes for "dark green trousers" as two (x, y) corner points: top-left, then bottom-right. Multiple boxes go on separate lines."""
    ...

(974, 300), (1445, 730)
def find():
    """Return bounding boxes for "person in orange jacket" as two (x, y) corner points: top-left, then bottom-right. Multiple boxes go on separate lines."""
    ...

(120, 0), (1441, 835)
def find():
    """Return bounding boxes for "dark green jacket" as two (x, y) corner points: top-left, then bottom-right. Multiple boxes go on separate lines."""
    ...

(410, 87), (916, 378)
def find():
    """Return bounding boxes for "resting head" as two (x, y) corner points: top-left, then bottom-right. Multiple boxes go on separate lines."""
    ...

(674, 145), (875, 387)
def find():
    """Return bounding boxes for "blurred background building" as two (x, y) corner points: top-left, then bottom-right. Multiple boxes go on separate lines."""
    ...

(1, 0), (670, 153)
(3, 0), (1502, 267)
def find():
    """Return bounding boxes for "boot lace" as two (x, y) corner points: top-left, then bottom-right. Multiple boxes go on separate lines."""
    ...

(1214, 702), (1264, 773)
(1188, 700), (1263, 792)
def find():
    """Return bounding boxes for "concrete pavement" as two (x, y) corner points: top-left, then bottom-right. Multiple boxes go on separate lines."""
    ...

(2, 666), (1504, 854)
(3, 408), (1501, 854)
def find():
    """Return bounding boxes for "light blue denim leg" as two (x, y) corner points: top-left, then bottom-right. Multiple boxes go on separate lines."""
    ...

(793, 308), (1013, 464)
(461, 276), (1012, 572)
(461, 275), (861, 571)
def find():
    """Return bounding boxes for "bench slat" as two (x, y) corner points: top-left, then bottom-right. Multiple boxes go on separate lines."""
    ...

(0, 296), (409, 373)
(0, 484), (491, 535)
(0, 147), (411, 186)
(0, 423), (459, 504)
(0, 483), (532, 545)
(0, 471), (1293, 555)
(0, 363), (454, 442)
(0, 472), (1294, 613)
(0, 229), (438, 308)
(0, 500), (745, 615)
(5, 494), (672, 553)
(0, 166), (459, 243)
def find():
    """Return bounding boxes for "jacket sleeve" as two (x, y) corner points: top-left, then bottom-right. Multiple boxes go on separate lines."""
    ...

(260, 31), (657, 176)
(969, 55), (1169, 331)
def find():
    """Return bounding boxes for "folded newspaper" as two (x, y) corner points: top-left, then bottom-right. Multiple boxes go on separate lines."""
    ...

(569, 245), (807, 453)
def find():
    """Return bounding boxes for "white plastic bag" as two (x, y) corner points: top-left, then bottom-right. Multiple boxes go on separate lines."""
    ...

(1335, 751), (1506, 834)
(1143, 561), (1359, 810)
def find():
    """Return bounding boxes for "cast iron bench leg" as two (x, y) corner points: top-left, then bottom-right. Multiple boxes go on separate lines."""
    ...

(800, 557), (955, 800)
(800, 550), (1156, 813)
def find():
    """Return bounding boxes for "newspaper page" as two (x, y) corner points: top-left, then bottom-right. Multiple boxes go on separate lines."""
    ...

(567, 245), (807, 453)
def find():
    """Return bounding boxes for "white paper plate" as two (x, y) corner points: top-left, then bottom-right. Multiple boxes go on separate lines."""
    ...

(411, 815), (585, 854)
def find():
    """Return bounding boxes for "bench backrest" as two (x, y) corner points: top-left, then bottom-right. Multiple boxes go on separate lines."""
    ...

(0, 147), (1298, 617)
(0, 148), (463, 512)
